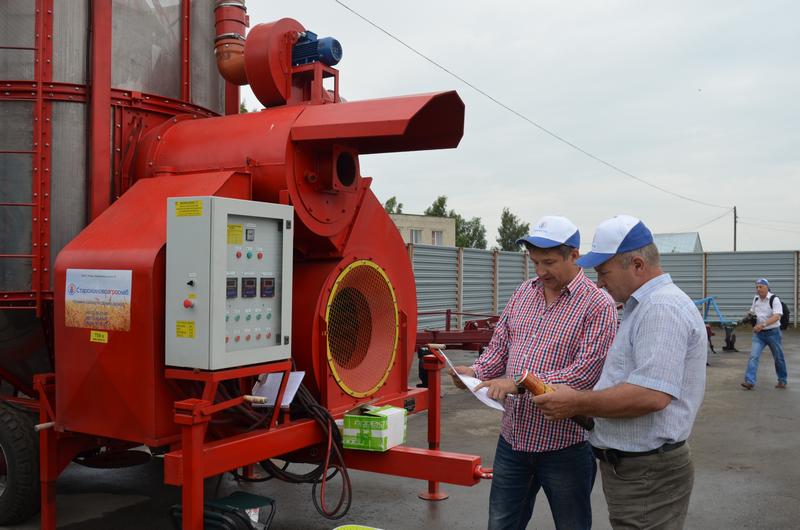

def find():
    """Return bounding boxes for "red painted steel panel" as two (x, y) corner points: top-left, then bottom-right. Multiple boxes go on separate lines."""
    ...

(54, 172), (250, 444)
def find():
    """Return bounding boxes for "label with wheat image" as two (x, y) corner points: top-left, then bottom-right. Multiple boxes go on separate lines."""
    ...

(65, 269), (133, 331)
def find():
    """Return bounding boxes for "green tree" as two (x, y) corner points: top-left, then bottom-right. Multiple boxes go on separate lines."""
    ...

(239, 101), (249, 113)
(496, 208), (530, 251)
(424, 196), (448, 217)
(424, 196), (487, 249)
(383, 196), (403, 214)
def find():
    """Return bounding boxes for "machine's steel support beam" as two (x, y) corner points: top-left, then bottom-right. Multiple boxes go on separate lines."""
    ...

(90, 0), (112, 220)
(164, 418), (323, 485)
(345, 446), (483, 487)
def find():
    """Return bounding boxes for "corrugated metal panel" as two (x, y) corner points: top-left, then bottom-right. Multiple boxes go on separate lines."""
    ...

(0, 101), (34, 291)
(462, 248), (494, 317)
(53, 0), (89, 84)
(50, 102), (88, 285)
(582, 267), (598, 283)
(661, 253), (704, 301)
(112, 0), (181, 99)
(0, 1), (34, 47)
(706, 252), (795, 322)
(0, 0), (35, 81)
(413, 245), (458, 330)
(498, 251), (526, 312)
(191, 0), (225, 114)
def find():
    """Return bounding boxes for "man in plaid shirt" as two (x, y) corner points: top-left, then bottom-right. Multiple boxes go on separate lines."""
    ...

(452, 215), (617, 530)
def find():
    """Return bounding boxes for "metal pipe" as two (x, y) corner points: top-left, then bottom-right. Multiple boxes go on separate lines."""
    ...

(214, 0), (248, 85)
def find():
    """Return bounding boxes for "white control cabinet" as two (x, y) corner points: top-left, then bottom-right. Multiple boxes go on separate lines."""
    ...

(165, 196), (293, 370)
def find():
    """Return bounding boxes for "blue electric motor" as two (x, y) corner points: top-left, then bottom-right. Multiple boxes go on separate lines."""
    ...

(292, 31), (343, 67)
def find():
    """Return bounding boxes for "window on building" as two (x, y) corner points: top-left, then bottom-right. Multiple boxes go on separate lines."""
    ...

(432, 230), (443, 246)
(410, 229), (422, 244)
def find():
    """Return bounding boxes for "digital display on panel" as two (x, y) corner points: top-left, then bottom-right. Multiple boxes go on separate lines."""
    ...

(241, 277), (258, 298)
(260, 277), (275, 298)
(226, 277), (238, 299)
(245, 228), (255, 242)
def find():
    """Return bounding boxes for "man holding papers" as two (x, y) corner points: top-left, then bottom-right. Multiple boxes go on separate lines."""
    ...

(451, 216), (617, 530)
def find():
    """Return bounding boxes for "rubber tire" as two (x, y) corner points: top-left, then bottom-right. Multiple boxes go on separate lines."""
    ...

(0, 403), (40, 525)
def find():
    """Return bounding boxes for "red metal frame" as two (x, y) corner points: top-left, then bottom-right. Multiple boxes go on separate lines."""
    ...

(89, 0), (112, 222)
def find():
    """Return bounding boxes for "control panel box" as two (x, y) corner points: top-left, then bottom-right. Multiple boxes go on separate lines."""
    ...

(165, 196), (293, 370)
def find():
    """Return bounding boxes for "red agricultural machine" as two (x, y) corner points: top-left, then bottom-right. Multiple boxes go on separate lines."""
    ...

(0, 2), (490, 528)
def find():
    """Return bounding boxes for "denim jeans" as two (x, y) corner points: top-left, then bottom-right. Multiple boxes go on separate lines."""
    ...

(744, 328), (788, 385)
(488, 435), (596, 530)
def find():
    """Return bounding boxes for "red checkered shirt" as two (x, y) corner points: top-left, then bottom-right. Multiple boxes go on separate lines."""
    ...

(471, 269), (618, 452)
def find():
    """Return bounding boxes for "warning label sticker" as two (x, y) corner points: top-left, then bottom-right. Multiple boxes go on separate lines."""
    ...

(176, 321), (196, 339)
(90, 330), (108, 343)
(65, 269), (132, 331)
(227, 224), (243, 245)
(175, 200), (203, 217)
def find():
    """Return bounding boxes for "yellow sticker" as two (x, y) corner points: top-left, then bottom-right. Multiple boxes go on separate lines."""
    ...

(227, 224), (243, 245)
(187, 293), (197, 299)
(176, 320), (196, 339)
(90, 330), (108, 343)
(175, 200), (203, 217)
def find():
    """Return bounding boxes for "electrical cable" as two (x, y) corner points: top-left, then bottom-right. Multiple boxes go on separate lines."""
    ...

(681, 208), (733, 231)
(255, 384), (352, 519)
(333, 0), (732, 210)
(738, 221), (800, 235)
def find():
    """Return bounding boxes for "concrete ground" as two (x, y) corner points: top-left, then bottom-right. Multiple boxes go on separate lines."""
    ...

(3, 326), (799, 529)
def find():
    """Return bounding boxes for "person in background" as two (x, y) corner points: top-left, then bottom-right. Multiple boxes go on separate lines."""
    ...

(451, 215), (618, 530)
(741, 278), (788, 390)
(534, 214), (706, 530)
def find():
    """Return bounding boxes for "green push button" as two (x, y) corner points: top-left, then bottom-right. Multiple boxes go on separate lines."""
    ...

(225, 315), (229, 322)
(267, 313), (272, 320)
(246, 251), (253, 259)
(256, 314), (262, 320)
(235, 315), (240, 322)
(246, 314), (251, 321)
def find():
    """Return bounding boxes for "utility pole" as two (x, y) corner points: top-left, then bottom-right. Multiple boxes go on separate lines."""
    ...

(733, 205), (737, 251)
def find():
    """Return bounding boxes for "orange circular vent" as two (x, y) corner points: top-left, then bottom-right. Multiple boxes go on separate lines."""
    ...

(325, 260), (399, 397)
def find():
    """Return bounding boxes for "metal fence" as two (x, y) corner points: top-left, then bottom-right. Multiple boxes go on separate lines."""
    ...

(409, 245), (799, 329)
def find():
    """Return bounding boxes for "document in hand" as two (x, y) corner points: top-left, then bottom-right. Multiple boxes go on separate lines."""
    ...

(441, 351), (505, 412)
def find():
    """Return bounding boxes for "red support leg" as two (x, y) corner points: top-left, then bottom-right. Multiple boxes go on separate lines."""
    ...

(419, 353), (449, 501)
(175, 399), (212, 530)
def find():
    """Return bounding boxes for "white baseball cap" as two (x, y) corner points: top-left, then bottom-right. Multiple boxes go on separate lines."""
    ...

(516, 215), (580, 249)
(576, 215), (654, 268)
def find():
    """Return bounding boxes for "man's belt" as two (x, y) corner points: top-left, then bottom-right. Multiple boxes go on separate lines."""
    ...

(592, 441), (686, 464)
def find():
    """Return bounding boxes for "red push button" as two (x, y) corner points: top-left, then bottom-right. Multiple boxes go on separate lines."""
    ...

(266, 332), (272, 339)
(225, 336), (229, 343)
(235, 335), (240, 342)
(183, 299), (194, 308)
(245, 334), (251, 341)
(235, 251), (242, 259)
(257, 252), (263, 260)
(256, 333), (262, 340)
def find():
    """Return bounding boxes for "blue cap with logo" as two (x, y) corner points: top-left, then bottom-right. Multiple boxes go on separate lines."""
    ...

(516, 215), (580, 249)
(755, 278), (769, 286)
(576, 214), (654, 268)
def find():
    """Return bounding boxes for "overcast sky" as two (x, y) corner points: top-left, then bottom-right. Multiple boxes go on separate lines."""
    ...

(242, 1), (800, 252)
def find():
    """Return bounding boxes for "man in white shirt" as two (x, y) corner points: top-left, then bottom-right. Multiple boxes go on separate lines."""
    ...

(741, 278), (788, 389)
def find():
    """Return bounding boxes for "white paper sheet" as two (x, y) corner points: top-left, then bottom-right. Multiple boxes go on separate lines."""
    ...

(440, 351), (505, 412)
(251, 371), (305, 408)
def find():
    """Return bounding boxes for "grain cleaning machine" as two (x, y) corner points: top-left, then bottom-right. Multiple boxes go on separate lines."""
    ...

(0, 1), (491, 528)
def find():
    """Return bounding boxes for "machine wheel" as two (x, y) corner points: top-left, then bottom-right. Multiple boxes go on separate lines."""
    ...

(0, 402), (40, 524)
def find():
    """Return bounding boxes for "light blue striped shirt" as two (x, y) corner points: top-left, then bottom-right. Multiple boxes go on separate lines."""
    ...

(589, 273), (707, 452)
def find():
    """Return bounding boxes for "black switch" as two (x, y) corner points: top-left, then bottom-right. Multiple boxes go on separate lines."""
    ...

(187, 280), (195, 286)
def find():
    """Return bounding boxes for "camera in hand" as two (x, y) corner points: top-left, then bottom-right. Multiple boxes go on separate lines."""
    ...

(741, 312), (757, 326)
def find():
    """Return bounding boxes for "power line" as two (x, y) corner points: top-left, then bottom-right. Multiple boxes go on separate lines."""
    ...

(740, 216), (800, 227)
(738, 220), (800, 235)
(682, 208), (733, 231)
(334, 0), (732, 210)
